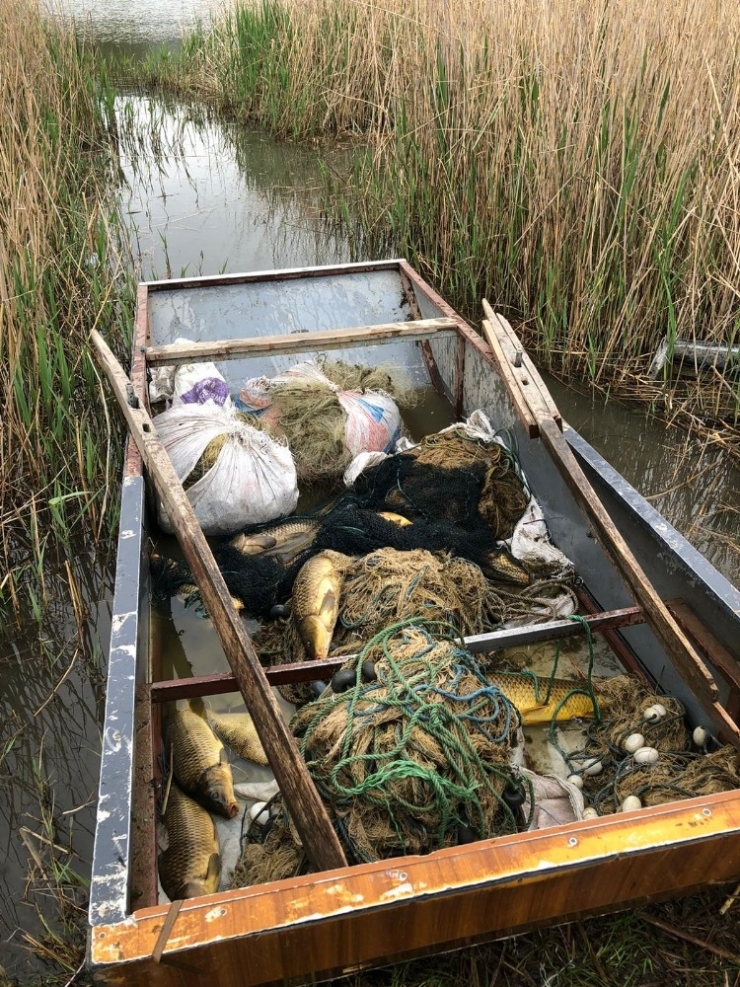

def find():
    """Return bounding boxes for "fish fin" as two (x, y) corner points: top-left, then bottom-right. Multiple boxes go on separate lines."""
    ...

(518, 706), (552, 726)
(319, 587), (338, 623)
(205, 852), (222, 892)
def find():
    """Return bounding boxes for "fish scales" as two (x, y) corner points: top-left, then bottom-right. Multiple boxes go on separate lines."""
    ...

(491, 672), (596, 725)
(164, 705), (239, 818)
(159, 784), (221, 901)
(207, 710), (269, 766)
(292, 551), (344, 660)
(230, 521), (319, 562)
(484, 549), (531, 586)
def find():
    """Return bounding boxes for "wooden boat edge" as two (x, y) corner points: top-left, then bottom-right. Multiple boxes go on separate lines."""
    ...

(89, 790), (740, 984)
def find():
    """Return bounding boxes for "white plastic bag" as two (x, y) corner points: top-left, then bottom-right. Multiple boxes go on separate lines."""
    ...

(154, 404), (298, 535)
(148, 339), (232, 409)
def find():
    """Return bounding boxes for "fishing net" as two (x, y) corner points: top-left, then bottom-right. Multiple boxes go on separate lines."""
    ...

(264, 547), (577, 706)
(609, 746), (740, 810)
(353, 429), (530, 541)
(237, 359), (414, 486)
(151, 493), (577, 631)
(544, 673), (735, 814)
(233, 620), (526, 886)
(231, 805), (307, 888)
(150, 420), (562, 623)
(295, 621), (524, 859)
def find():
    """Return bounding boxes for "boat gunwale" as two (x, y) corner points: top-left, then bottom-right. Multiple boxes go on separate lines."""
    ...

(89, 789), (740, 979)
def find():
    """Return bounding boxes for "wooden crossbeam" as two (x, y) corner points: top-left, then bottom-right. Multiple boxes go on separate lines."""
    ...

(144, 318), (458, 366)
(149, 604), (650, 704)
(479, 301), (740, 749)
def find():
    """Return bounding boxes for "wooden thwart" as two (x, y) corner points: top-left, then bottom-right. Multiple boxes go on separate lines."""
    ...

(144, 318), (457, 366)
(480, 301), (740, 748)
(90, 329), (347, 872)
(150, 604), (652, 704)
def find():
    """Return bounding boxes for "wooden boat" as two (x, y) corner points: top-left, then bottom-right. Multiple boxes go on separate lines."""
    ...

(88, 260), (740, 986)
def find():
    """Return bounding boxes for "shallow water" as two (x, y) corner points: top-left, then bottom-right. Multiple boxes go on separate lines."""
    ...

(48, 0), (225, 57)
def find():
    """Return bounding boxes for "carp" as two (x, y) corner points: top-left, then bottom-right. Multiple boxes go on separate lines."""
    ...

(207, 709), (268, 766)
(491, 672), (597, 725)
(482, 548), (531, 586)
(159, 784), (221, 901)
(164, 701), (239, 819)
(230, 520), (319, 563)
(292, 551), (345, 660)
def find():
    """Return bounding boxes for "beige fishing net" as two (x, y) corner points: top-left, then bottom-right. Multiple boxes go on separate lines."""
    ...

(256, 547), (577, 706)
(232, 622), (524, 887)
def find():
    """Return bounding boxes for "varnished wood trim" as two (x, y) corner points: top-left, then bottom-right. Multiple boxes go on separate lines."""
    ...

(89, 791), (740, 987)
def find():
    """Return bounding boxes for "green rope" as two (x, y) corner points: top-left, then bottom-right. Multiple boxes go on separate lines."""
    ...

(545, 615), (602, 774)
(295, 619), (524, 859)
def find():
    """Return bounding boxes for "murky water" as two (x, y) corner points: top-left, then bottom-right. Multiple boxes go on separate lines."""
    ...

(3, 2), (739, 981)
(48, 0), (226, 57)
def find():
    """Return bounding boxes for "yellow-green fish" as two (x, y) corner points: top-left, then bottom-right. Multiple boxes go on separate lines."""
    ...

(164, 702), (239, 819)
(483, 549), (531, 586)
(207, 709), (268, 766)
(230, 521), (319, 563)
(159, 784), (221, 901)
(378, 511), (413, 527)
(292, 551), (345, 660)
(491, 673), (596, 725)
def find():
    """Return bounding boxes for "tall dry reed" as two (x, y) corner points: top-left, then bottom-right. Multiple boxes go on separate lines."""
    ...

(0, 0), (132, 619)
(153, 0), (740, 450)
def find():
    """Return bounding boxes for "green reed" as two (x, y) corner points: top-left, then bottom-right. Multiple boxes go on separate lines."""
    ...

(0, 2), (133, 623)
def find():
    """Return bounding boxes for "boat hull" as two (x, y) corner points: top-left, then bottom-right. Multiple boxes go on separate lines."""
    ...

(89, 260), (740, 985)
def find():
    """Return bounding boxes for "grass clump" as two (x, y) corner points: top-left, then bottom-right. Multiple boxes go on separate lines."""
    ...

(139, 0), (740, 456)
(0, 0), (133, 622)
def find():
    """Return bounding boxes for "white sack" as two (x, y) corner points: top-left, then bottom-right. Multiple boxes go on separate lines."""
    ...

(240, 360), (401, 458)
(520, 766), (585, 829)
(154, 404), (298, 536)
(148, 338), (232, 409)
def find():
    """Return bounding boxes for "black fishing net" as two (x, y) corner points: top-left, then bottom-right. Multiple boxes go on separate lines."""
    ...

(151, 493), (533, 622)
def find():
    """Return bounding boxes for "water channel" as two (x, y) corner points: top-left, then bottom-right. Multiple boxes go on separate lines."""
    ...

(2, 1), (739, 981)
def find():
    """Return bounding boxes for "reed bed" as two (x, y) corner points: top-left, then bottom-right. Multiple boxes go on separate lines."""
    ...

(147, 0), (740, 454)
(0, 0), (132, 621)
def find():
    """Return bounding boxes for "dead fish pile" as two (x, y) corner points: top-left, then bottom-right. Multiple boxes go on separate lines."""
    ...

(159, 784), (221, 901)
(164, 701), (239, 819)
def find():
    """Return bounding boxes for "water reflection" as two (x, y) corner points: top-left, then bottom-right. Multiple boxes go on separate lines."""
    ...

(48, 0), (224, 48)
(548, 376), (740, 583)
(0, 535), (111, 980)
(116, 96), (353, 280)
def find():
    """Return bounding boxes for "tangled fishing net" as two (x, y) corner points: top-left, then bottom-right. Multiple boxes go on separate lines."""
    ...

(353, 427), (530, 541)
(232, 621), (526, 887)
(261, 546), (577, 706)
(543, 673), (740, 814)
(611, 746), (740, 809)
(237, 359), (414, 485)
